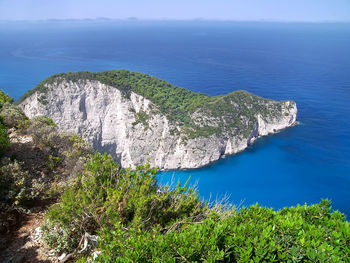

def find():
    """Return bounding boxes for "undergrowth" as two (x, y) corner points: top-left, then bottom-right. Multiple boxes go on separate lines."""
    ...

(42, 152), (349, 262)
(4, 88), (348, 262)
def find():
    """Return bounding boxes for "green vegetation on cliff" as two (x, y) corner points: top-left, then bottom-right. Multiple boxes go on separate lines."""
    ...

(4, 89), (348, 262)
(97, 200), (349, 262)
(18, 70), (294, 138)
(44, 153), (349, 262)
(0, 90), (12, 156)
(1, 90), (91, 209)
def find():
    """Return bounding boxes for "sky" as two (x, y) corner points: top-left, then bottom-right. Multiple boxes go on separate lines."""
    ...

(0, 0), (349, 22)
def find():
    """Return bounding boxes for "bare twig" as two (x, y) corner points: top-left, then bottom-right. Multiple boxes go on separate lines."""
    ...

(61, 233), (85, 263)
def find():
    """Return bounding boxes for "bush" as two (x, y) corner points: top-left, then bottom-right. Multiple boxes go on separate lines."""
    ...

(0, 90), (13, 107)
(41, 221), (78, 254)
(98, 200), (349, 262)
(0, 158), (33, 205)
(22, 119), (91, 171)
(37, 152), (350, 262)
(0, 90), (11, 155)
(19, 115), (56, 137)
(0, 122), (9, 156)
(41, 151), (349, 261)
(42, 152), (207, 254)
(0, 110), (93, 209)
(0, 103), (28, 128)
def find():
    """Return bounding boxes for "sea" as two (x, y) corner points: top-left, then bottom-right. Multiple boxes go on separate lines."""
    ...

(0, 20), (349, 216)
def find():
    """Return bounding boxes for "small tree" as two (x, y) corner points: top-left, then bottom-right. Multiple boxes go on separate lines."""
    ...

(0, 90), (13, 107)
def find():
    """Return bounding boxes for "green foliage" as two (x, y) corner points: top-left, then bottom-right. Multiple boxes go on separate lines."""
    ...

(0, 90), (13, 107)
(0, 89), (27, 129)
(97, 200), (349, 262)
(19, 115), (56, 130)
(42, 152), (207, 254)
(42, 221), (78, 254)
(0, 90), (12, 155)
(132, 110), (151, 130)
(0, 103), (28, 128)
(17, 70), (291, 138)
(18, 115), (91, 176)
(63, 135), (93, 164)
(0, 158), (35, 205)
(47, 155), (62, 170)
(0, 122), (9, 156)
(19, 115), (57, 147)
(0, 109), (92, 208)
(42, 151), (349, 262)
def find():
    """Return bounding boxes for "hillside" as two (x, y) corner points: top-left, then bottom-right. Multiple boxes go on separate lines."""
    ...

(18, 70), (297, 169)
(0, 90), (349, 262)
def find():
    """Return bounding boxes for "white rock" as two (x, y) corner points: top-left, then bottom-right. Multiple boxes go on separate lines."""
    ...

(58, 253), (66, 261)
(19, 80), (297, 170)
(91, 251), (102, 262)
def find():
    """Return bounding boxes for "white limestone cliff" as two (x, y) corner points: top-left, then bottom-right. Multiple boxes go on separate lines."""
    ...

(19, 79), (297, 170)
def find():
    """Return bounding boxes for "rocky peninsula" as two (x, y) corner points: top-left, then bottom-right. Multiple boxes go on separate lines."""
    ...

(18, 70), (297, 170)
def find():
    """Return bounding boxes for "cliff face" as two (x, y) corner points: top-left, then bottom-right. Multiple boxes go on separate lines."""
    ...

(19, 72), (297, 170)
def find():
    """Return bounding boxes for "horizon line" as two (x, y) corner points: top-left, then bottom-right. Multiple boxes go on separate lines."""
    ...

(1, 18), (350, 24)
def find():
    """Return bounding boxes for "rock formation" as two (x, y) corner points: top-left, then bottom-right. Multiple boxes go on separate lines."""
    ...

(19, 70), (297, 169)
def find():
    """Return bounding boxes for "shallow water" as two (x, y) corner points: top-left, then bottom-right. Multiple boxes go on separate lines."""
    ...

(1, 21), (349, 215)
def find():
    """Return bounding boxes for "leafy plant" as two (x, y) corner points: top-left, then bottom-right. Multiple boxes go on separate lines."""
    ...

(0, 158), (32, 205)
(0, 90), (13, 107)
(97, 200), (349, 262)
(0, 90), (13, 155)
(41, 151), (349, 262)
(0, 122), (9, 156)
(42, 152), (207, 254)
(0, 103), (28, 128)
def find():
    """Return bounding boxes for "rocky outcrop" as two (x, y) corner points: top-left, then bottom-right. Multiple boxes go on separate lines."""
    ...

(19, 72), (297, 170)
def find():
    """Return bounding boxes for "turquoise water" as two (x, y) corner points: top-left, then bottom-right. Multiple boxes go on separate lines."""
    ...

(1, 21), (349, 215)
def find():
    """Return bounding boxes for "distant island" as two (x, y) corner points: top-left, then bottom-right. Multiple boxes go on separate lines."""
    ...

(18, 70), (297, 170)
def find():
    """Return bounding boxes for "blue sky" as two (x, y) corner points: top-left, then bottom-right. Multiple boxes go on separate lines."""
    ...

(0, 0), (349, 22)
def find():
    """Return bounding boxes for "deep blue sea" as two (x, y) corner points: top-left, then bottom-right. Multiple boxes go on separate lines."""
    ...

(1, 21), (349, 216)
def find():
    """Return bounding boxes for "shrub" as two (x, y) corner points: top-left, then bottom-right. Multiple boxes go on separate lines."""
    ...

(47, 155), (62, 170)
(0, 122), (9, 156)
(41, 151), (350, 261)
(19, 116), (57, 147)
(0, 110), (93, 209)
(0, 158), (32, 205)
(17, 115), (91, 184)
(63, 135), (92, 161)
(132, 110), (151, 130)
(40, 151), (350, 261)
(19, 115), (56, 131)
(42, 152), (207, 254)
(0, 90), (12, 155)
(41, 221), (78, 254)
(97, 200), (349, 262)
(0, 103), (28, 128)
(0, 90), (13, 107)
